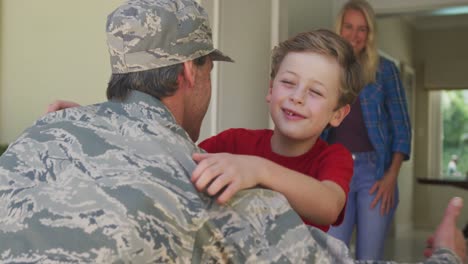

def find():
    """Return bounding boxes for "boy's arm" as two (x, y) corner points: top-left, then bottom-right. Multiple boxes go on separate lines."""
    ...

(259, 158), (346, 225)
(191, 152), (346, 226)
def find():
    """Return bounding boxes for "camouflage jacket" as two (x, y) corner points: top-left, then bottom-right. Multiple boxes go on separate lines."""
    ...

(0, 91), (460, 263)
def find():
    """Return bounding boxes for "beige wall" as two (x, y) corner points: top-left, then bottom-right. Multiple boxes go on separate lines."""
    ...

(288, 0), (333, 36)
(197, 0), (280, 141)
(0, 0), (275, 143)
(376, 17), (415, 234)
(375, 17), (468, 232)
(215, 0), (271, 132)
(377, 18), (414, 65)
(0, 0), (121, 144)
(413, 26), (468, 229)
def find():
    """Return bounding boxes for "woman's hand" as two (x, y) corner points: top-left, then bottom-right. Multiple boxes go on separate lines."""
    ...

(370, 152), (405, 215)
(369, 170), (397, 215)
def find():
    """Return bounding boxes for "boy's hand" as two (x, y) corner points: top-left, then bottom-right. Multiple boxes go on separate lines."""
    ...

(46, 100), (81, 114)
(191, 153), (263, 204)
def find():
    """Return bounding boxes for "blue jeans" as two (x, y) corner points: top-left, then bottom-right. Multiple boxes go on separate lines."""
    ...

(328, 151), (399, 260)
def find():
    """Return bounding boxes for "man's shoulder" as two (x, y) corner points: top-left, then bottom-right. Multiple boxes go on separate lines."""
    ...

(33, 102), (110, 129)
(201, 188), (343, 262)
(0, 100), (192, 176)
(0, 100), (200, 262)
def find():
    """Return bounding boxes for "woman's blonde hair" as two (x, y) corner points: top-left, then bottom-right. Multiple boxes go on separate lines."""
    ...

(335, 0), (378, 84)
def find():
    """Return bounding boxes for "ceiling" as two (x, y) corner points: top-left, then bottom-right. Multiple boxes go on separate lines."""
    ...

(402, 13), (468, 30)
(368, 0), (468, 30)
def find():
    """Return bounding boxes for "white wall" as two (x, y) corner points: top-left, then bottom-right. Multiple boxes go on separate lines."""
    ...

(0, 0), (122, 144)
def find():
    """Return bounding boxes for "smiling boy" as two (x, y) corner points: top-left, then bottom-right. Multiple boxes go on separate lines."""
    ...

(45, 29), (363, 232)
(192, 29), (364, 232)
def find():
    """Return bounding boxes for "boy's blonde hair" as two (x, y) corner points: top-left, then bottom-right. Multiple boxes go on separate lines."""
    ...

(270, 29), (363, 108)
(335, 0), (378, 84)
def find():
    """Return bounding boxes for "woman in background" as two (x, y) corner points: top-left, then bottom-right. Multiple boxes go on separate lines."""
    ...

(324, 0), (412, 260)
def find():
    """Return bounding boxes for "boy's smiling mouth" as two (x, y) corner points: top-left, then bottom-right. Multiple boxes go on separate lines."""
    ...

(282, 107), (305, 119)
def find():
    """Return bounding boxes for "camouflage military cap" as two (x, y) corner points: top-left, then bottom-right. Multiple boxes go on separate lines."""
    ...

(107, 0), (233, 73)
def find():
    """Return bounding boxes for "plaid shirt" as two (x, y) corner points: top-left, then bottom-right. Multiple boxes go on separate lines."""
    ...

(323, 57), (412, 180)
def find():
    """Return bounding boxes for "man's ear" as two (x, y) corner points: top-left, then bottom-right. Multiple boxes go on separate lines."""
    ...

(266, 80), (273, 102)
(329, 104), (351, 127)
(180, 60), (196, 88)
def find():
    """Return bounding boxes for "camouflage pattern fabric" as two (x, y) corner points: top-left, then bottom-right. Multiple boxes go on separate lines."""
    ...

(0, 91), (461, 263)
(107, 0), (233, 74)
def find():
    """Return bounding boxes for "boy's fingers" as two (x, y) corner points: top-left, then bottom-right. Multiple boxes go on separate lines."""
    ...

(206, 173), (229, 196)
(46, 103), (57, 114)
(192, 152), (212, 162)
(45, 100), (80, 114)
(193, 168), (217, 191)
(191, 156), (216, 182)
(217, 183), (238, 204)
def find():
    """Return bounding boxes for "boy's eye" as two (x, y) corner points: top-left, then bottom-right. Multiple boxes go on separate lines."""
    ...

(281, 80), (295, 86)
(309, 88), (323, 96)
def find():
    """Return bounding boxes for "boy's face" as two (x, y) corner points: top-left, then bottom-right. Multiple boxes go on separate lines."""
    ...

(267, 51), (349, 142)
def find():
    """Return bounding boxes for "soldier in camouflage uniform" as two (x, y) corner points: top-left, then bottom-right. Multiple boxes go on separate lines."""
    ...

(0, 0), (465, 263)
